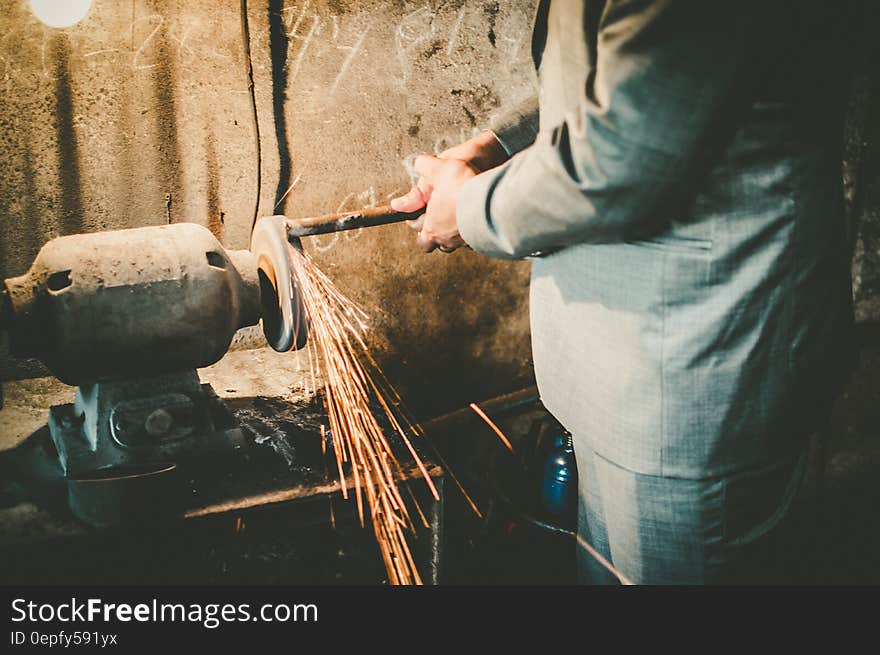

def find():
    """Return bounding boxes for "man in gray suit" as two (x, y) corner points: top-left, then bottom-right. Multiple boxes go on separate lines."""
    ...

(392, 0), (857, 583)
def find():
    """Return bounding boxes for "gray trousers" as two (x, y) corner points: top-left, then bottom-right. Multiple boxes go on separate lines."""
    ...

(573, 438), (807, 585)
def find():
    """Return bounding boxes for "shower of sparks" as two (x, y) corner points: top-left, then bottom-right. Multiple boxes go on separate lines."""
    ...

(288, 244), (439, 585)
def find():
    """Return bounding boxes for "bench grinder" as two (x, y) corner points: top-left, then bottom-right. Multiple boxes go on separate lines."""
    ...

(0, 217), (306, 526)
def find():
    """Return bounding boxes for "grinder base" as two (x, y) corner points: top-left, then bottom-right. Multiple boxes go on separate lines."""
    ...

(48, 371), (246, 528)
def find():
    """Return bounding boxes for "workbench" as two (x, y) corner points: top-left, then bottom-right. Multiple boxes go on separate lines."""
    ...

(0, 348), (444, 585)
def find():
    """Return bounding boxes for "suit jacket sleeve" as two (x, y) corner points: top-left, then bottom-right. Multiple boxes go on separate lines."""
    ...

(457, 0), (750, 259)
(488, 94), (540, 157)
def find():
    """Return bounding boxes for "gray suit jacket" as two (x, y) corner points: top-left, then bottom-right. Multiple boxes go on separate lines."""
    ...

(457, 0), (856, 477)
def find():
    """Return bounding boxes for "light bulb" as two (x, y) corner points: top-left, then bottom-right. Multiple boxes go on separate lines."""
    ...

(29, 0), (93, 29)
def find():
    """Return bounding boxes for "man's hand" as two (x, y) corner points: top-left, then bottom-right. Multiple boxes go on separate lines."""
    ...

(435, 130), (510, 173)
(392, 130), (509, 253)
(392, 155), (476, 253)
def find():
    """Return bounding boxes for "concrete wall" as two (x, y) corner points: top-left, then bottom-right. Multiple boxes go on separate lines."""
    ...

(0, 0), (538, 417)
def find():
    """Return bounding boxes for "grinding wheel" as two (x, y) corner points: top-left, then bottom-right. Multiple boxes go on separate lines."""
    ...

(250, 216), (308, 352)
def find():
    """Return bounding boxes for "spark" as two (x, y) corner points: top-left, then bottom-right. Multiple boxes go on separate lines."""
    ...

(289, 244), (436, 585)
(273, 174), (301, 211)
(572, 532), (635, 586)
(469, 402), (515, 453)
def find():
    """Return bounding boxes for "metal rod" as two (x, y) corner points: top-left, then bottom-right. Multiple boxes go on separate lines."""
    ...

(422, 386), (541, 432)
(285, 205), (426, 239)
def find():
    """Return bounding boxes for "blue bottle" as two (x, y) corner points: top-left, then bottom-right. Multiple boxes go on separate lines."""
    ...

(542, 432), (577, 517)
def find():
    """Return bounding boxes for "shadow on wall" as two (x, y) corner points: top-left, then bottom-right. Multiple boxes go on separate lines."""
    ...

(268, 0), (292, 211)
(205, 130), (223, 238)
(13, 12), (186, 245)
(150, 25), (182, 226)
(50, 33), (83, 237)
